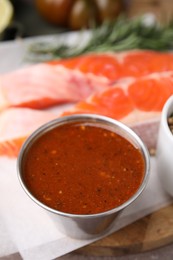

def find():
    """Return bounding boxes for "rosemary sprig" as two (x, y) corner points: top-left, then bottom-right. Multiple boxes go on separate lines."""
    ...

(26, 15), (173, 62)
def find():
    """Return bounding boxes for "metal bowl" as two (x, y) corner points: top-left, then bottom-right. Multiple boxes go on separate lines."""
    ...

(17, 114), (150, 239)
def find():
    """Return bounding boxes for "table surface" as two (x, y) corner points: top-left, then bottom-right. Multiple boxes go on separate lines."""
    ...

(1, 1), (173, 259)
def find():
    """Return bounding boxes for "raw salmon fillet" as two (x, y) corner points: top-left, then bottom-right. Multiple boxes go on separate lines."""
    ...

(62, 71), (173, 149)
(1, 71), (173, 158)
(0, 108), (56, 157)
(50, 50), (173, 80)
(1, 50), (173, 112)
(1, 51), (173, 158)
(0, 63), (110, 111)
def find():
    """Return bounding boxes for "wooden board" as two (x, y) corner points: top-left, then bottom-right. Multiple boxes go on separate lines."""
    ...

(73, 203), (173, 257)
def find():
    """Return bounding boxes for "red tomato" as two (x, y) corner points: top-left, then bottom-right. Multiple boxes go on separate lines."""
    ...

(35, 0), (74, 26)
(68, 0), (99, 30)
(95, 0), (124, 23)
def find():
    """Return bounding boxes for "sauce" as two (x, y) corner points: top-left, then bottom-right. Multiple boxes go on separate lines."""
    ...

(23, 122), (145, 215)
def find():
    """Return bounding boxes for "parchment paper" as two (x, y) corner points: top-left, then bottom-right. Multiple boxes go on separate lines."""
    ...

(0, 157), (172, 259)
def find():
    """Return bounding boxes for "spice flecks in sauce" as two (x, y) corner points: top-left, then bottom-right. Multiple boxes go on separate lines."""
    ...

(23, 122), (145, 215)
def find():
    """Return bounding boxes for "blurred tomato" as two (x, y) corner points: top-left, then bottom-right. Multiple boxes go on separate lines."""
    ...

(95, 0), (124, 23)
(35, 0), (74, 26)
(36, 0), (124, 30)
(68, 0), (99, 30)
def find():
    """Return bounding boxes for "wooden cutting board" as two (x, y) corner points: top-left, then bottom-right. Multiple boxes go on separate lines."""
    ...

(74, 203), (173, 257)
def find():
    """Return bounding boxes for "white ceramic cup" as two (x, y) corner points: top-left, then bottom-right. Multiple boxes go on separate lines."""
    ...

(156, 95), (173, 196)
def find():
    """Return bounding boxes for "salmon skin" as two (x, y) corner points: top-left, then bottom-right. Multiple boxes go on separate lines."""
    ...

(1, 71), (173, 157)
(0, 63), (111, 111)
(49, 50), (173, 81)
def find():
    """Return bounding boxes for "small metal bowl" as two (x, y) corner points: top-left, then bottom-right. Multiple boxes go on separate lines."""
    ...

(17, 114), (150, 239)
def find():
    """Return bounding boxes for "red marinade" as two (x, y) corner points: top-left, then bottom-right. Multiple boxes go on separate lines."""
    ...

(23, 122), (145, 214)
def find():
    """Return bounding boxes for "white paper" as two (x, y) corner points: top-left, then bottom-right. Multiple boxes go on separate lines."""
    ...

(0, 157), (172, 259)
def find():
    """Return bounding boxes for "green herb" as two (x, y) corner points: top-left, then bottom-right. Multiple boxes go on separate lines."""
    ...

(26, 15), (173, 62)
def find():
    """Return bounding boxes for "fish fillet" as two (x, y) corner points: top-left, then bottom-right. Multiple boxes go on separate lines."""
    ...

(1, 71), (173, 158)
(0, 63), (110, 111)
(50, 50), (173, 80)
(1, 51), (173, 158)
(1, 50), (173, 112)
(0, 108), (56, 157)
(62, 71), (173, 148)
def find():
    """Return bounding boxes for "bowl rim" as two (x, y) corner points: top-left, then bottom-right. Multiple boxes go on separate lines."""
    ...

(161, 95), (173, 142)
(17, 114), (150, 219)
